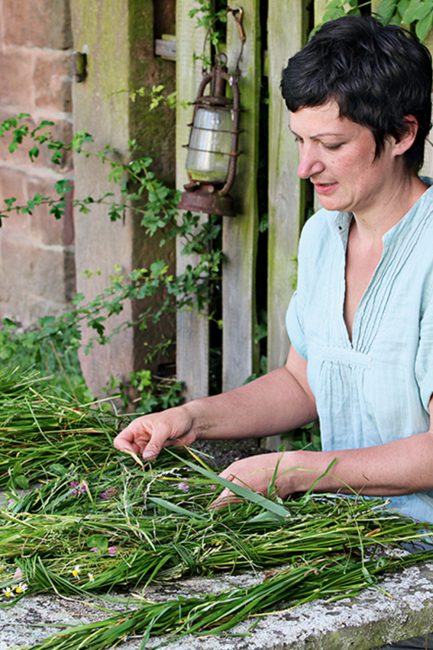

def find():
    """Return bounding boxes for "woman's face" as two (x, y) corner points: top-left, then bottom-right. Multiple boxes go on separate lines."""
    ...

(290, 101), (401, 217)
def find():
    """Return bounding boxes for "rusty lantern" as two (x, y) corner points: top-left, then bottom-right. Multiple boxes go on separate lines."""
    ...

(178, 55), (241, 217)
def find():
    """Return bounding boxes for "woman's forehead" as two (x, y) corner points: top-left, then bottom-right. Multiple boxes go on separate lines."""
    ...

(289, 102), (363, 137)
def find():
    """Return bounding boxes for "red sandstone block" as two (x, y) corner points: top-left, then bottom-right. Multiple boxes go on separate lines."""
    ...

(0, 167), (31, 233)
(27, 175), (74, 246)
(2, 0), (72, 50)
(34, 51), (72, 113)
(0, 49), (35, 107)
(0, 166), (26, 206)
(0, 238), (74, 324)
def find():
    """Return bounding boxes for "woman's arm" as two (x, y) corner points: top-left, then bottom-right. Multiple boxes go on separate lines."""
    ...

(114, 347), (317, 460)
(214, 399), (433, 505)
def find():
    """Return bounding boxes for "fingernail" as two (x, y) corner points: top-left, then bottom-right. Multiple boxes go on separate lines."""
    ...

(142, 450), (156, 460)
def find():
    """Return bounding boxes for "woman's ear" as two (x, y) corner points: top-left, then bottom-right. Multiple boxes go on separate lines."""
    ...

(393, 115), (419, 156)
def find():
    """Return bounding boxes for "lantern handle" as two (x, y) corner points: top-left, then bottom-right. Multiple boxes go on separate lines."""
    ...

(228, 7), (246, 43)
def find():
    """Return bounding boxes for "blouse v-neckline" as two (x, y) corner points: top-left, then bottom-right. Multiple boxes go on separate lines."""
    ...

(334, 192), (431, 351)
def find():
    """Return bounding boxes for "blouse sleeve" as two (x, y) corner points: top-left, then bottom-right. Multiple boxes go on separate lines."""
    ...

(286, 291), (307, 359)
(415, 298), (433, 413)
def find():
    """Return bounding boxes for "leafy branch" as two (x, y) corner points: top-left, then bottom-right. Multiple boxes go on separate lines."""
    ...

(321, 0), (433, 40)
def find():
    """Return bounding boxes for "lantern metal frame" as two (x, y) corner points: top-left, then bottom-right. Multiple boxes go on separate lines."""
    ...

(178, 55), (241, 217)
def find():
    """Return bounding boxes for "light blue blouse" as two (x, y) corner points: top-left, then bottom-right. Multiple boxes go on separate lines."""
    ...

(286, 183), (433, 523)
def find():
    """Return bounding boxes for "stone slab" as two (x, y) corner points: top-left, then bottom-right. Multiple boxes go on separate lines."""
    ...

(2, 562), (433, 649)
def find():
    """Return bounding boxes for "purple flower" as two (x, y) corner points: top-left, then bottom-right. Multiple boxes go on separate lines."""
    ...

(107, 546), (117, 557)
(70, 481), (87, 496)
(177, 481), (190, 493)
(98, 487), (117, 501)
(90, 547), (99, 554)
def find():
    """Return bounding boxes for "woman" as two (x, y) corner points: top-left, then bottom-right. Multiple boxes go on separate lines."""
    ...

(114, 16), (433, 524)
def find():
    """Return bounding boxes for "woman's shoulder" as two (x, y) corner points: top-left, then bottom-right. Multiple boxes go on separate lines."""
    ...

(299, 209), (344, 253)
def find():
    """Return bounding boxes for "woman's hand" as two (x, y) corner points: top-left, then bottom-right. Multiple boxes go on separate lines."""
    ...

(113, 406), (196, 461)
(211, 452), (303, 508)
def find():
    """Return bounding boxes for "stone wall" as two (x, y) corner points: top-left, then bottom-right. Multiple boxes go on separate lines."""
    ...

(0, 0), (75, 326)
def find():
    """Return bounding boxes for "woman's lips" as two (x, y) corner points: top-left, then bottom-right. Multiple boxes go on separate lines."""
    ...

(314, 182), (338, 195)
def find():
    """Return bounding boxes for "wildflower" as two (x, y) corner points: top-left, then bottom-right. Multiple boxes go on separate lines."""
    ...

(2, 587), (14, 599)
(107, 546), (117, 557)
(177, 481), (190, 493)
(15, 582), (28, 594)
(98, 487), (117, 501)
(87, 573), (95, 582)
(69, 481), (87, 496)
(71, 565), (81, 578)
(90, 547), (99, 553)
(13, 568), (23, 580)
(209, 484), (217, 491)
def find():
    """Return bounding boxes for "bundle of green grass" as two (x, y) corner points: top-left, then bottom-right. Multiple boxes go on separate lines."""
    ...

(1, 367), (433, 649)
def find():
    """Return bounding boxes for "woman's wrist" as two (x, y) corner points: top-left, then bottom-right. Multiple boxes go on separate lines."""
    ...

(180, 399), (209, 441)
(278, 450), (322, 496)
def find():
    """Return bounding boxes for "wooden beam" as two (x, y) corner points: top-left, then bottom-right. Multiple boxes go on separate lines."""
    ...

(175, 0), (209, 400)
(267, 0), (307, 373)
(222, 0), (261, 391)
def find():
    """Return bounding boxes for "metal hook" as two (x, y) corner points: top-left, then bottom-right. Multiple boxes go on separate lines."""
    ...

(228, 6), (246, 43)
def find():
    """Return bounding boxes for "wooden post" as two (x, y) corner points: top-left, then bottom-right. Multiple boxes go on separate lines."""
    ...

(71, 0), (175, 395)
(222, 0), (261, 392)
(314, 0), (328, 24)
(175, 0), (209, 400)
(267, 0), (307, 373)
(264, 0), (308, 450)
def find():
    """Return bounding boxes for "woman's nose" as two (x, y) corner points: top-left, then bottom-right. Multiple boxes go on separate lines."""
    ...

(297, 146), (325, 179)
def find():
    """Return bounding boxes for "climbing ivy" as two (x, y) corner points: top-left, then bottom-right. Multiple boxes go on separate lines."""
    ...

(321, 0), (433, 41)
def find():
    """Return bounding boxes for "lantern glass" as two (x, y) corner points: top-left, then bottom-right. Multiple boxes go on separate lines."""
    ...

(186, 106), (232, 183)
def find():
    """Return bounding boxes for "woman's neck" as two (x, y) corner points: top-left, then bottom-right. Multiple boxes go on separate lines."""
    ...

(352, 174), (428, 243)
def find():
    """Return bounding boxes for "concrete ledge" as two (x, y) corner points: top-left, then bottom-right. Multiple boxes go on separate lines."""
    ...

(2, 563), (433, 649)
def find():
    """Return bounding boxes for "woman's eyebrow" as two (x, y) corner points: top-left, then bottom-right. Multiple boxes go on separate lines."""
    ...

(289, 127), (346, 139)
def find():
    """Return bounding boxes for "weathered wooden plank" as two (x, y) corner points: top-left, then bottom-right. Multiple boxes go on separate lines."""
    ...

(263, 1), (308, 452)
(222, 1), (261, 392)
(267, 0), (307, 373)
(175, 0), (209, 400)
(314, 0), (328, 25)
(155, 36), (176, 61)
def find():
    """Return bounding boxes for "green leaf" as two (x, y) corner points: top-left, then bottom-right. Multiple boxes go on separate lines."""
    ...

(28, 146), (39, 162)
(415, 11), (433, 40)
(14, 475), (30, 490)
(148, 496), (207, 521)
(48, 463), (68, 477)
(54, 179), (73, 195)
(86, 534), (108, 551)
(4, 197), (16, 210)
(173, 452), (292, 519)
(397, 0), (410, 19)
(377, 0), (398, 23)
(402, 0), (431, 23)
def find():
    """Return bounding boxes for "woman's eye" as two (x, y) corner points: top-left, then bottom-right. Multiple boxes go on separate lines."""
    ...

(323, 143), (343, 150)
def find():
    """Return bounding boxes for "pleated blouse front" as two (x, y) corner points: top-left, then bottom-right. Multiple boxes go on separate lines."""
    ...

(286, 184), (433, 522)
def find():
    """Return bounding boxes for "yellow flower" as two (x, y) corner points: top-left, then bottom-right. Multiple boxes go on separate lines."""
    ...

(71, 565), (81, 578)
(2, 587), (14, 598)
(87, 573), (95, 582)
(15, 582), (28, 594)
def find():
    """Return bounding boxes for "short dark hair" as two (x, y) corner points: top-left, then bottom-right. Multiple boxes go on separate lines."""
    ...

(281, 16), (432, 173)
